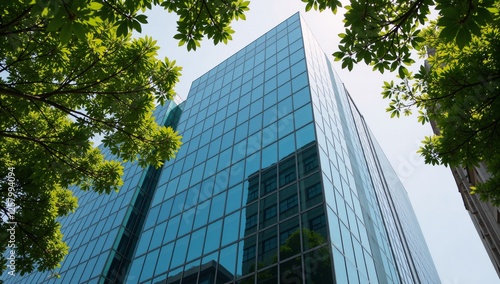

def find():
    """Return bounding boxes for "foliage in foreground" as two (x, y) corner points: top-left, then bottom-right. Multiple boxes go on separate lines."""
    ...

(305, 0), (500, 203)
(0, 0), (248, 276)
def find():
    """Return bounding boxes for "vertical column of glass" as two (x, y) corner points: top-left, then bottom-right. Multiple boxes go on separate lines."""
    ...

(367, 129), (441, 283)
(346, 93), (412, 284)
(103, 101), (183, 283)
(300, 16), (402, 284)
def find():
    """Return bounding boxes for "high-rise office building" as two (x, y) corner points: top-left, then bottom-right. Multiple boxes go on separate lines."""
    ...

(4, 13), (440, 284)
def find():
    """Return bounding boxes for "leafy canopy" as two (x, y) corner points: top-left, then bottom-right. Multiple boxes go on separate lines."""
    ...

(383, 19), (500, 204)
(303, 0), (500, 202)
(0, 0), (248, 276)
(305, 0), (500, 202)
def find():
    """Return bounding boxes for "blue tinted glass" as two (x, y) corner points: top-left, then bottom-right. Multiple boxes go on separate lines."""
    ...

(278, 113), (294, 139)
(150, 222), (167, 250)
(347, 258), (361, 283)
(232, 140), (247, 163)
(288, 27), (301, 43)
(259, 193), (277, 229)
(279, 157), (296, 188)
(158, 198), (173, 223)
(279, 184), (299, 220)
(208, 137), (222, 157)
(143, 205), (160, 230)
(258, 226), (278, 266)
(242, 70), (253, 84)
(277, 41), (288, 58)
(277, 69), (291, 86)
(301, 206), (328, 250)
(245, 152), (261, 178)
(253, 71), (264, 87)
(204, 220), (222, 254)
(266, 54), (277, 66)
(135, 229), (152, 256)
(265, 64), (277, 81)
(178, 207), (195, 236)
(277, 81), (292, 102)
(222, 211), (240, 246)
(226, 184), (243, 214)
(226, 100), (238, 116)
(219, 243), (238, 279)
(199, 129), (212, 146)
(289, 47), (304, 64)
(299, 172), (323, 210)
(170, 191), (187, 216)
(170, 235), (189, 269)
(260, 167), (277, 197)
(248, 114), (262, 135)
(239, 235), (256, 275)
(262, 142), (278, 169)
(292, 72), (308, 92)
(239, 92), (251, 109)
(279, 133), (295, 160)
(199, 252), (219, 284)
(217, 148), (232, 171)
(190, 163), (204, 186)
(139, 248), (160, 281)
(291, 59), (306, 78)
(241, 81), (252, 94)
(277, 56), (291, 74)
(229, 160), (245, 187)
(247, 132), (261, 155)
(164, 215), (180, 243)
(250, 85), (262, 102)
(177, 172), (191, 193)
(204, 156), (218, 179)
(224, 113), (237, 132)
(264, 77), (277, 94)
(304, 248), (333, 283)
(195, 144), (209, 165)
(295, 104), (313, 129)
(127, 255), (145, 282)
(209, 192), (227, 222)
(255, 50), (264, 64)
(187, 227), (206, 262)
(262, 121), (277, 147)
(341, 222), (355, 263)
(193, 200), (210, 230)
(212, 121), (224, 138)
(235, 121), (249, 142)
(249, 98), (263, 118)
(155, 243), (173, 276)
(221, 129), (235, 151)
(296, 123), (316, 149)
(237, 106), (250, 125)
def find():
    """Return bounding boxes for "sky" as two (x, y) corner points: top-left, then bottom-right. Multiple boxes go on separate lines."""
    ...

(141, 2), (498, 283)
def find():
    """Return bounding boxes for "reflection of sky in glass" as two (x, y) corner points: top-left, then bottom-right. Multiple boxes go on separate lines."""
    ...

(11, 12), (439, 284)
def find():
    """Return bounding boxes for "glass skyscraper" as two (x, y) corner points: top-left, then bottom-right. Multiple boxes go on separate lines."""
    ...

(4, 13), (440, 284)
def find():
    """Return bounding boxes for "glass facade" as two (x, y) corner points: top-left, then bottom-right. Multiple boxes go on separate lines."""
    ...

(5, 13), (440, 284)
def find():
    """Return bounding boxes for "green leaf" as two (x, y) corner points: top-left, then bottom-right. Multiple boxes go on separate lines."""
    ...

(60, 22), (72, 44)
(72, 23), (86, 41)
(117, 21), (128, 37)
(89, 2), (103, 10)
(398, 66), (407, 79)
(133, 20), (142, 33)
(47, 18), (65, 32)
(439, 25), (459, 43)
(455, 27), (471, 49)
(136, 14), (148, 24)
